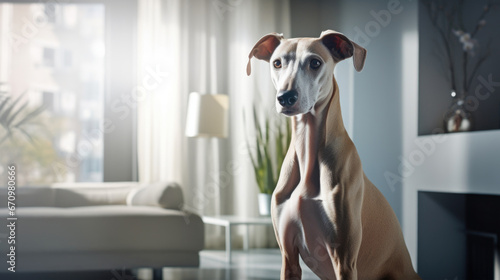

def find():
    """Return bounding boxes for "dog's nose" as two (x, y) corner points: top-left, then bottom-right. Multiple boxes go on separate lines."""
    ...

(277, 90), (298, 108)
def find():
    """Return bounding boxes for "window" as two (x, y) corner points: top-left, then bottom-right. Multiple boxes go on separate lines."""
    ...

(0, 3), (105, 184)
(63, 50), (72, 67)
(42, 47), (56, 67)
(44, 3), (57, 23)
(0, 0), (137, 185)
(42, 91), (54, 110)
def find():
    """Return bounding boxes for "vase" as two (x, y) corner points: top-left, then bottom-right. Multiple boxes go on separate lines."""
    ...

(258, 193), (272, 216)
(444, 98), (473, 133)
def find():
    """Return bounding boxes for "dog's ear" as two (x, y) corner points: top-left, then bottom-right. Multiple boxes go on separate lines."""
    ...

(319, 30), (367, 72)
(247, 33), (284, 76)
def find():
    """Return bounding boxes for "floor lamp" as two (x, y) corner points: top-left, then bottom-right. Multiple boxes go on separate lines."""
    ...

(185, 92), (229, 215)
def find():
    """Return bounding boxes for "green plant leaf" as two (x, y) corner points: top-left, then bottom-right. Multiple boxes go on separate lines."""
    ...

(16, 127), (36, 144)
(275, 121), (285, 181)
(264, 148), (274, 194)
(0, 92), (24, 125)
(6, 101), (28, 127)
(0, 127), (12, 144)
(245, 103), (293, 194)
(14, 105), (46, 128)
(265, 116), (270, 144)
(287, 120), (292, 143)
(243, 111), (264, 193)
(0, 90), (46, 146)
(0, 96), (10, 117)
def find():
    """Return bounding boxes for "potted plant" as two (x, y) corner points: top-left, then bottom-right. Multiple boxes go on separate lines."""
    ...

(244, 105), (291, 216)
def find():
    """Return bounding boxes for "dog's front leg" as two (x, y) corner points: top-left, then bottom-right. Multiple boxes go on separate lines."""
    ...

(322, 164), (364, 280)
(281, 247), (302, 280)
(272, 147), (302, 280)
(328, 192), (362, 280)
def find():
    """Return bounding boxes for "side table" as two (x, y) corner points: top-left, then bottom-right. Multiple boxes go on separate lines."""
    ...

(202, 215), (273, 263)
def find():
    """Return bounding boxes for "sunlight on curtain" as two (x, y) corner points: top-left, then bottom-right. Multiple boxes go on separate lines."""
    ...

(137, 0), (290, 249)
(138, 0), (185, 185)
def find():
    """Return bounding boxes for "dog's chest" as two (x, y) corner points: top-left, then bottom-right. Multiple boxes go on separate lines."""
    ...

(275, 191), (337, 275)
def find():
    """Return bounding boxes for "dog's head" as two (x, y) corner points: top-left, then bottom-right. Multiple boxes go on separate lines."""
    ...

(247, 30), (366, 116)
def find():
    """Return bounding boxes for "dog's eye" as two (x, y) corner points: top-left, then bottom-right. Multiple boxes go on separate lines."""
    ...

(273, 60), (282, 69)
(310, 59), (321, 70)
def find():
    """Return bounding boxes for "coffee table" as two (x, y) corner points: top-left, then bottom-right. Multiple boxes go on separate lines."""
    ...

(202, 215), (273, 263)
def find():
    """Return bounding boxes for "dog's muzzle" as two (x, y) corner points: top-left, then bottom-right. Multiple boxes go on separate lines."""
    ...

(277, 90), (298, 108)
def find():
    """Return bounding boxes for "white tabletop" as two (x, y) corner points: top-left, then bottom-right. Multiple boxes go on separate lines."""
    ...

(202, 215), (272, 226)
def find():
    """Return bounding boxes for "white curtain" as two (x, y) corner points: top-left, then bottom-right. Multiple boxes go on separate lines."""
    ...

(138, 0), (290, 248)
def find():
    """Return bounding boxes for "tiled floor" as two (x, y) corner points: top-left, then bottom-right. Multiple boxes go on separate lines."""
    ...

(154, 249), (319, 280)
(0, 249), (320, 280)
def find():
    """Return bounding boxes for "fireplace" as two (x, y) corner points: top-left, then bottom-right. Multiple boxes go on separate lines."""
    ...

(418, 191), (500, 279)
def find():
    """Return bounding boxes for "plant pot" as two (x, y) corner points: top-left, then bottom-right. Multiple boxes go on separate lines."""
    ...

(258, 193), (272, 216)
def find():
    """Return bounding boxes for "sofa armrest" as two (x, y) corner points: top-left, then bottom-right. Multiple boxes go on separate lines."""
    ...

(127, 182), (184, 210)
(0, 186), (54, 207)
(51, 182), (141, 207)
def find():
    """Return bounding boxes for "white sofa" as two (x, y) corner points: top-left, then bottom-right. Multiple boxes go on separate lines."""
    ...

(0, 182), (204, 276)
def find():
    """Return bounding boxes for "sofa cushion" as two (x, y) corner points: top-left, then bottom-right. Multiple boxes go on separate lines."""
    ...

(127, 182), (184, 210)
(0, 205), (204, 253)
(51, 182), (139, 207)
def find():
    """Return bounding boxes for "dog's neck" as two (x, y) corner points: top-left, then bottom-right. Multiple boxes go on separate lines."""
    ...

(291, 77), (347, 194)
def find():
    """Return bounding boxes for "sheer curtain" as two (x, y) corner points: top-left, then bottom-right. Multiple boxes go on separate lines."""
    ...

(137, 0), (290, 248)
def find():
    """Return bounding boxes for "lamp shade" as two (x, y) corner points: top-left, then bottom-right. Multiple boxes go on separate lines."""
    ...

(185, 92), (229, 138)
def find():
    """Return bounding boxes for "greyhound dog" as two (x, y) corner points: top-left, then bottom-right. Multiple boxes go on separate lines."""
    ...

(246, 30), (420, 280)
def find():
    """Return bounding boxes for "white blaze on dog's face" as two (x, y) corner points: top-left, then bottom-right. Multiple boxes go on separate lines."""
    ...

(246, 30), (366, 116)
(269, 38), (335, 116)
